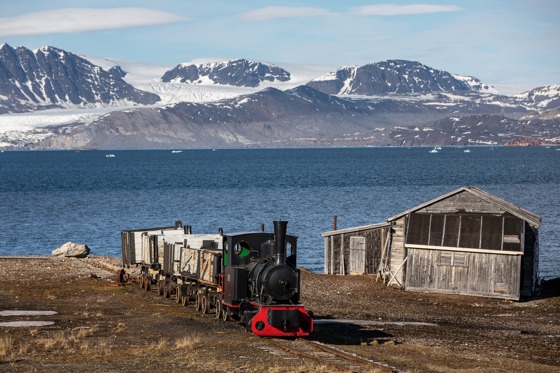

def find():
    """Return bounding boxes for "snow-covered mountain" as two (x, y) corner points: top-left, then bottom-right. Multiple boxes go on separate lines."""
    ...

(306, 60), (497, 95)
(79, 55), (336, 105)
(161, 59), (291, 87)
(21, 85), (452, 150)
(451, 74), (498, 94)
(0, 43), (160, 114)
(513, 84), (560, 109)
(1, 44), (560, 150)
(22, 86), (560, 150)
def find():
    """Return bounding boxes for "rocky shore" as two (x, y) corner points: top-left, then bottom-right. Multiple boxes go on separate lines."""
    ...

(504, 136), (560, 146)
(1, 255), (559, 372)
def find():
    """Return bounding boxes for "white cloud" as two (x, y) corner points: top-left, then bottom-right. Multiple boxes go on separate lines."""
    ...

(239, 6), (331, 22)
(350, 4), (462, 16)
(0, 8), (190, 38)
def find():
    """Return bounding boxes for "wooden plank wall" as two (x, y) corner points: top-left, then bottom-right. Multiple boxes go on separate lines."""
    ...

(405, 248), (521, 300)
(520, 223), (537, 296)
(324, 226), (388, 275)
(388, 217), (407, 286)
(418, 191), (504, 214)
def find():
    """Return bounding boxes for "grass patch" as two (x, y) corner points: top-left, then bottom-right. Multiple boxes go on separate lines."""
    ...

(0, 335), (14, 359)
(175, 335), (201, 350)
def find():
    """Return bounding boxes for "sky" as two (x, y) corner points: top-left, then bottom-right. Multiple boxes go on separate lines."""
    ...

(0, 0), (559, 87)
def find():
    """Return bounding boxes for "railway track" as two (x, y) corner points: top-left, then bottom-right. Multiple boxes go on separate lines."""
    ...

(263, 338), (399, 372)
(132, 275), (401, 372)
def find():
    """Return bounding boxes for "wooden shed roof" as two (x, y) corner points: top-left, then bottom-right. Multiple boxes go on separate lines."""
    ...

(387, 186), (541, 228)
(321, 222), (391, 237)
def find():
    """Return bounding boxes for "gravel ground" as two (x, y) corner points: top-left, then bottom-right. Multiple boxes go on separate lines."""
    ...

(0, 255), (138, 283)
(0, 255), (559, 372)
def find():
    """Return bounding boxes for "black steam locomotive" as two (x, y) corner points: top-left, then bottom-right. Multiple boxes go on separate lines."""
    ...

(121, 220), (313, 337)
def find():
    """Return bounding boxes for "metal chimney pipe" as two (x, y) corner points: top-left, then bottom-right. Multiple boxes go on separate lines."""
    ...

(273, 220), (288, 265)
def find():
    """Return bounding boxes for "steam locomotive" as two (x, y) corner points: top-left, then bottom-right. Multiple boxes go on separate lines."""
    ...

(121, 220), (313, 337)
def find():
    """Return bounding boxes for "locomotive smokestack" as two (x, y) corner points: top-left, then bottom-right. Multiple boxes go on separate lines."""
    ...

(273, 220), (288, 265)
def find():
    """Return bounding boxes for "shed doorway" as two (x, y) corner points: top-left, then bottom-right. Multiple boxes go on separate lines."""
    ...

(349, 236), (366, 275)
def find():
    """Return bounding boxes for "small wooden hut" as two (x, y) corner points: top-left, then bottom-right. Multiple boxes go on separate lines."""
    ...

(322, 186), (541, 300)
(321, 222), (391, 276)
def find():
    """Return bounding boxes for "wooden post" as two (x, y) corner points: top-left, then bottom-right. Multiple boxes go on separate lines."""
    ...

(330, 235), (334, 274)
(340, 234), (345, 275)
(334, 215), (337, 231)
(324, 237), (328, 274)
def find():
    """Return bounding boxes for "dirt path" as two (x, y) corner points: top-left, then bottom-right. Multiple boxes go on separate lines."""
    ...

(1, 256), (559, 372)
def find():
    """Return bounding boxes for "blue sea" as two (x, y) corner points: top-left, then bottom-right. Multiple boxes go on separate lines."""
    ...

(1, 147), (559, 279)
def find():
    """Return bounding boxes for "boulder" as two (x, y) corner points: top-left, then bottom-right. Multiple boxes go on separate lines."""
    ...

(52, 242), (90, 258)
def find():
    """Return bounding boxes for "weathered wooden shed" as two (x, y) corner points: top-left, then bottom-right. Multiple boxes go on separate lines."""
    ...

(321, 223), (392, 276)
(322, 186), (541, 300)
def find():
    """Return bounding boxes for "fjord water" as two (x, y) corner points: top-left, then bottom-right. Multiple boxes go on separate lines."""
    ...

(1, 147), (559, 278)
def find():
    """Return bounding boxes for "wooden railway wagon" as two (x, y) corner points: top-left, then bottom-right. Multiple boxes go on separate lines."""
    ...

(121, 220), (313, 337)
(120, 221), (184, 268)
(121, 221), (224, 310)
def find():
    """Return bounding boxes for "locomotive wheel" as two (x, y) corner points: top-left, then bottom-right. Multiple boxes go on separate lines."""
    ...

(195, 293), (202, 312)
(165, 281), (172, 298)
(202, 295), (209, 314)
(222, 305), (230, 321)
(215, 300), (222, 319)
(158, 280), (164, 296)
(181, 294), (189, 307)
(176, 285), (182, 303)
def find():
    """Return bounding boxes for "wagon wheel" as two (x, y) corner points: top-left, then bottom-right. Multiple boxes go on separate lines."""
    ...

(195, 293), (202, 312)
(181, 294), (189, 307)
(215, 300), (222, 319)
(176, 285), (182, 304)
(140, 274), (145, 289)
(145, 276), (151, 291)
(165, 281), (172, 298)
(222, 305), (230, 321)
(202, 295), (209, 314)
(158, 280), (164, 296)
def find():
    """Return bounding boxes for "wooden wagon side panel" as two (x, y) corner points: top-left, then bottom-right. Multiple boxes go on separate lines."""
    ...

(141, 234), (150, 264)
(180, 247), (200, 276)
(172, 243), (182, 275)
(163, 240), (174, 275)
(121, 231), (130, 266)
(156, 237), (164, 265)
(200, 251), (212, 282)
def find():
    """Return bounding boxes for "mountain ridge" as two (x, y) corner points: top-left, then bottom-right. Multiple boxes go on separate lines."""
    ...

(306, 60), (497, 95)
(0, 43), (160, 114)
(161, 58), (291, 87)
(23, 85), (556, 150)
(1, 44), (560, 150)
